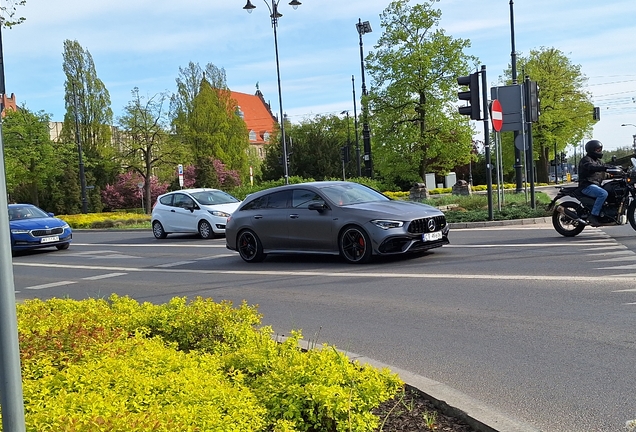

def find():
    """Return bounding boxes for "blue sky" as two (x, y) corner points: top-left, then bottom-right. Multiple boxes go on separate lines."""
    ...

(3, 0), (636, 152)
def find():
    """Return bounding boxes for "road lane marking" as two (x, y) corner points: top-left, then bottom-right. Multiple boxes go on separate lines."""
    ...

(195, 254), (236, 260)
(72, 243), (227, 248)
(155, 261), (195, 268)
(82, 272), (128, 280)
(12, 262), (636, 284)
(25, 281), (77, 290)
(445, 241), (617, 248)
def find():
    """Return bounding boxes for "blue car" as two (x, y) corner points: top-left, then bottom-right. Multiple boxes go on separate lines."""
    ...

(8, 204), (72, 253)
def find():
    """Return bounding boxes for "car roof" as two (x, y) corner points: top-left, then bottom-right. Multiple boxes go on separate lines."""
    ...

(160, 188), (225, 197)
(242, 181), (360, 200)
(8, 203), (36, 208)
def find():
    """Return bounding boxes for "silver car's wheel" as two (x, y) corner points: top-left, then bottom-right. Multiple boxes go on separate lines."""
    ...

(237, 230), (266, 263)
(198, 220), (214, 239)
(339, 226), (372, 264)
(152, 221), (167, 239)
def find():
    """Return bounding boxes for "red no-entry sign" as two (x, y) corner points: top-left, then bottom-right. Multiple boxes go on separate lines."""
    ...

(490, 99), (503, 132)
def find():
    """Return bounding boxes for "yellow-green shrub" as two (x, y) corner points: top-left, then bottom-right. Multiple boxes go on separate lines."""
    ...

(59, 212), (151, 229)
(13, 295), (403, 432)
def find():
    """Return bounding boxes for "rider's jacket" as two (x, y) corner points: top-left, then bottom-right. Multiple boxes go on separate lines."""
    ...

(578, 154), (607, 188)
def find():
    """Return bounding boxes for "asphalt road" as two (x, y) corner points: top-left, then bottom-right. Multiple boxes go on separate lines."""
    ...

(10, 224), (636, 432)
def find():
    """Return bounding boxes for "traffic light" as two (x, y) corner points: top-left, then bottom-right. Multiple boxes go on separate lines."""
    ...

(593, 106), (601, 121)
(457, 72), (482, 120)
(528, 80), (540, 122)
(341, 146), (350, 163)
(561, 152), (567, 164)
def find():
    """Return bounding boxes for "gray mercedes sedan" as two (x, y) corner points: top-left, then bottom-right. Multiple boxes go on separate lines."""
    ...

(225, 181), (449, 264)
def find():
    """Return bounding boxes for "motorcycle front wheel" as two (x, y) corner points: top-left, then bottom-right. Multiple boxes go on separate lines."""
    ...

(552, 201), (586, 237)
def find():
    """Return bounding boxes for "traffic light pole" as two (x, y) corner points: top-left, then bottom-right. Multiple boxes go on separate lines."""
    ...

(509, 0), (523, 193)
(481, 65), (493, 221)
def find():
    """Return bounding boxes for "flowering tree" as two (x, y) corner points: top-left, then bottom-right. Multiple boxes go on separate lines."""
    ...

(102, 172), (168, 212)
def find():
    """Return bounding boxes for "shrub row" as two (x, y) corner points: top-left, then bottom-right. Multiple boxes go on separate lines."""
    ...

(12, 295), (403, 432)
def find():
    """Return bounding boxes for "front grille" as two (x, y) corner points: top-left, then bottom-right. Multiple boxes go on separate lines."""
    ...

(407, 215), (447, 234)
(31, 227), (64, 237)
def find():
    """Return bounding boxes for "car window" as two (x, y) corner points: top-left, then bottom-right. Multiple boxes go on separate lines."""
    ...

(159, 194), (173, 206)
(241, 195), (267, 211)
(8, 206), (48, 220)
(266, 190), (291, 209)
(191, 190), (239, 205)
(292, 189), (325, 209)
(173, 193), (195, 209)
(321, 183), (389, 205)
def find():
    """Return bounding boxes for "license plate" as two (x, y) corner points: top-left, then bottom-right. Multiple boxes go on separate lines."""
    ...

(423, 231), (442, 242)
(41, 236), (59, 244)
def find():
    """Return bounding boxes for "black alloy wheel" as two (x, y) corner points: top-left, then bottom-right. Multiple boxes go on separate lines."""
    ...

(237, 229), (266, 263)
(339, 226), (372, 264)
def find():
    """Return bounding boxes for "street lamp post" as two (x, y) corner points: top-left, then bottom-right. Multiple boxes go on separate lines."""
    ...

(243, 0), (302, 185)
(621, 123), (636, 154)
(356, 18), (373, 178)
(351, 75), (361, 177)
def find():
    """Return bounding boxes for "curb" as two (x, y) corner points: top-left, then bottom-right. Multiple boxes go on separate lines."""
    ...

(449, 217), (551, 230)
(288, 337), (541, 432)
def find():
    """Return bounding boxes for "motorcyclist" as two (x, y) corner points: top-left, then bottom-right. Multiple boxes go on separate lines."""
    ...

(578, 139), (609, 226)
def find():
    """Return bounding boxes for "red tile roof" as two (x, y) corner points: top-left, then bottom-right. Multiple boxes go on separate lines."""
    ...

(231, 90), (278, 144)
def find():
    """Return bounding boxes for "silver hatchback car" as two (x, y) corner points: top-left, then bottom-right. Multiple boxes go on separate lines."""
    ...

(151, 188), (241, 239)
(225, 181), (449, 264)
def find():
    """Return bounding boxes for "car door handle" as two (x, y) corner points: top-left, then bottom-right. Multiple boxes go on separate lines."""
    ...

(254, 215), (263, 219)
(171, 209), (176, 212)
(289, 214), (299, 219)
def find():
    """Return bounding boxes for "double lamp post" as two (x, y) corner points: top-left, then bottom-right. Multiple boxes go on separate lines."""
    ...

(243, 0), (301, 184)
(243, 0), (375, 180)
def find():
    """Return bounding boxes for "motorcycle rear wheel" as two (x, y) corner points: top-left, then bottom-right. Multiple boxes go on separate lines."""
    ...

(552, 201), (585, 237)
(627, 201), (636, 231)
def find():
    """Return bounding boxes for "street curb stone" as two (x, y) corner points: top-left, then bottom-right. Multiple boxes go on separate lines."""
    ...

(449, 217), (551, 230)
(287, 337), (542, 432)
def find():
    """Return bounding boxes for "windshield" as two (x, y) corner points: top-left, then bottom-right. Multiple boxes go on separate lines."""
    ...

(191, 190), (239, 205)
(8, 205), (49, 221)
(320, 183), (390, 206)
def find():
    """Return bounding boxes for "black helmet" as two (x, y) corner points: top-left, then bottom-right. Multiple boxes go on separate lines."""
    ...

(585, 139), (603, 158)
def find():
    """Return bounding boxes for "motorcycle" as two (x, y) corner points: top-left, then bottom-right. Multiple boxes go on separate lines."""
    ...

(547, 157), (636, 237)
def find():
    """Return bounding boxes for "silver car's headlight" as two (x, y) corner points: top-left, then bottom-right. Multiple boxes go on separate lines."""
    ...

(371, 220), (404, 230)
(208, 210), (231, 218)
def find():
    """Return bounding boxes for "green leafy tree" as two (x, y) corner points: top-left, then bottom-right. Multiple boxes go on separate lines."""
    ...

(262, 114), (353, 181)
(117, 88), (185, 213)
(61, 39), (116, 211)
(501, 47), (595, 183)
(1, 0), (26, 27)
(3, 108), (60, 206)
(170, 62), (250, 185)
(366, 0), (476, 187)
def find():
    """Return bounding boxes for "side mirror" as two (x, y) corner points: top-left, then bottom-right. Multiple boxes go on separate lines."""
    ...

(612, 155), (618, 164)
(308, 202), (327, 212)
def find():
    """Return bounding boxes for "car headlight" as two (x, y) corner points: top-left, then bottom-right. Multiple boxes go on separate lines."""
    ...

(371, 219), (404, 230)
(11, 229), (29, 234)
(208, 210), (231, 218)
(61, 223), (70, 229)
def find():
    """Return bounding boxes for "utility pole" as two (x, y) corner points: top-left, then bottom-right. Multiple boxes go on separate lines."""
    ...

(510, 0), (523, 193)
(0, 22), (27, 432)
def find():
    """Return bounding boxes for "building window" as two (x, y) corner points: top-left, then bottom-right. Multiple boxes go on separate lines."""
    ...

(249, 130), (257, 141)
(236, 106), (244, 119)
(263, 132), (270, 142)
